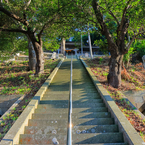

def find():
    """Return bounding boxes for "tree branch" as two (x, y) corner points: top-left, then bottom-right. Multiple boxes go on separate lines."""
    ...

(99, 5), (120, 26)
(120, 0), (132, 29)
(38, 15), (58, 39)
(92, 0), (118, 55)
(0, 6), (29, 26)
(136, 31), (145, 37)
(0, 28), (27, 33)
(24, 0), (31, 10)
(116, 0), (132, 48)
(23, 0), (31, 24)
(126, 30), (145, 50)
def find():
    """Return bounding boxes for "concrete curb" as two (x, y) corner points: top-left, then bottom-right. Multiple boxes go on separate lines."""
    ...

(117, 91), (145, 120)
(80, 58), (144, 145)
(0, 95), (26, 123)
(0, 58), (64, 145)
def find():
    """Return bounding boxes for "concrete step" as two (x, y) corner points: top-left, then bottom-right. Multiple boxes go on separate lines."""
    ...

(39, 102), (105, 108)
(28, 118), (114, 127)
(43, 93), (101, 99)
(72, 86), (96, 88)
(44, 91), (98, 95)
(19, 134), (67, 144)
(72, 89), (97, 92)
(72, 124), (118, 133)
(72, 118), (114, 126)
(72, 79), (92, 82)
(24, 124), (118, 135)
(42, 96), (102, 100)
(47, 88), (97, 91)
(72, 77), (91, 79)
(72, 74), (91, 76)
(32, 112), (111, 120)
(16, 143), (128, 145)
(72, 84), (94, 87)
(19, 133), (124, 144)
(42, 94), (101, 100)
(54, 73), (89, 77)
(28, 119), (67, 128)
(72, 133), (124, 143)
(24, 126), (67, 134)
(45, 91), (98, 94)
(71, 144), (128, 145)
(41, 99), (103, 104)
(72, 112), (111, 118)
(44, 91), (69, 95)
(35, 107), (108, 114)
(72, 84), (95, 86)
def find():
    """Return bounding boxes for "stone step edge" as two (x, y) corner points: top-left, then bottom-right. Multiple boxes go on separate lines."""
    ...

(14, 144), (128, 145)
(80, 58), (144, 145)
(0, 58), (64, 145)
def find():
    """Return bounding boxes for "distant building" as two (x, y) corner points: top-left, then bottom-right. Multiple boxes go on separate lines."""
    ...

(64, 42), (100, 55)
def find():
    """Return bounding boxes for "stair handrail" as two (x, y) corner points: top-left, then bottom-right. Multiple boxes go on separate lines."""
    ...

(67, 54), (73, 145)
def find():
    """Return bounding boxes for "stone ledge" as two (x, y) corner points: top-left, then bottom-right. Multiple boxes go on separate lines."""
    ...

(80, 58), (144, 145)
(0, 95), (25, 123)
(117, 91), (145, 120)
(0, 58), (64, 145)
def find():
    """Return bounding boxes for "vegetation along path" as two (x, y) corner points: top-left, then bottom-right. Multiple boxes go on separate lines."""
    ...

(10, 58), (129, 145)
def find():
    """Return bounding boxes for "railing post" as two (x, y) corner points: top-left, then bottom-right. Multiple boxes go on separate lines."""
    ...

(67, 53), (73, 145)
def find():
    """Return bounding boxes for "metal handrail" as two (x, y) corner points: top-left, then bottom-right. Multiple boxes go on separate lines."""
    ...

(67, 54), (73, 145)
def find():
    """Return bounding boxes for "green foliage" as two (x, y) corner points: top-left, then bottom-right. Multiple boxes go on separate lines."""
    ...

(99, 57), (103, 64)
(72, 31), (104, 47)
(22, 105), (26, 109)
(94, 39), (108, 54)
(43, 39), (60, 51)
(72, 32), (81, 43)
(123, 47), (135, 62)
(1, 0), (145, 62)
(103, 72), (108, 76)
(0, 33), (28, 61)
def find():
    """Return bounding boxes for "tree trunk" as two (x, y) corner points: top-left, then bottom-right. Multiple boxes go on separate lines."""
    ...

(28, 37), (36, 70)
(35, 43), (44, 74)
(28, 32), (44, 74)
(107, 54), (123, 88)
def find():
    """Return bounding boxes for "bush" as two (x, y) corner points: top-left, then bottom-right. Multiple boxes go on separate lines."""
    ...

(132, 40), (145, 59)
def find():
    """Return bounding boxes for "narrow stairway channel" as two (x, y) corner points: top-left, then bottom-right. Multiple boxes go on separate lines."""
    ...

(17, 58), (128, 145)
(71, 59), (127, 145)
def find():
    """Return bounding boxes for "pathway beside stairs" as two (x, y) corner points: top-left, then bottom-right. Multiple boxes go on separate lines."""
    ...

(18, 58), (128, 145)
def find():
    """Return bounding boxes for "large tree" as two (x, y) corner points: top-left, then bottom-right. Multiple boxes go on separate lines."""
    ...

(70, 0), (145, 88)
(90, 0), (145, 88)
(0, 0), (73, 74)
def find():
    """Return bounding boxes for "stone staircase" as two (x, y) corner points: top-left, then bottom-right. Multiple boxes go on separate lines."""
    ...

(17, 59), (128, 144)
